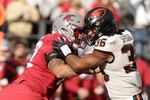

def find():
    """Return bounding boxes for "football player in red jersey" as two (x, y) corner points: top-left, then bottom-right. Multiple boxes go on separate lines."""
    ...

(0, 12), (87, 100)
(52, 7), (145, 100)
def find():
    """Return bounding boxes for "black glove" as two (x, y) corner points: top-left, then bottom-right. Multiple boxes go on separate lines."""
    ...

(70, 42), (79, 50)
(52, 36), (72, 58)
(44, 51), (62, 64)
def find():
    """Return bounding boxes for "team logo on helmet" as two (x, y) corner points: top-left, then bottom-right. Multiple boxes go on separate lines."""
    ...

(64, 15), (75, 23)
(91, 8), (107, 19)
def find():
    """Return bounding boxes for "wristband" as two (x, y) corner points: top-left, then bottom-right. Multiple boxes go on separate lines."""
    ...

(60, 45), (72, 56)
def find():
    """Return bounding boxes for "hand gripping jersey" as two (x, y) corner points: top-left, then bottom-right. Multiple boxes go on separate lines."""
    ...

(0, 33), (68, 100)
(94, 30), (142, 100)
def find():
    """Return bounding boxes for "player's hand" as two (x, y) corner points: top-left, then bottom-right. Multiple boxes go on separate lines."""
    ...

(52, 36), (72, 58)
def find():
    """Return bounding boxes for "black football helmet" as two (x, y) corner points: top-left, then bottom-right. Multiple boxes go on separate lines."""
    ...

(83, 7), (117, 45)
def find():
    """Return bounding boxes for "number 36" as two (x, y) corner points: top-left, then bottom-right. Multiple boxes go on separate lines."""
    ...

(95, 38), (107, 47)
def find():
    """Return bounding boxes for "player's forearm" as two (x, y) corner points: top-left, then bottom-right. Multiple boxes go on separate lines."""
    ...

(61, 65), (78, 78)
(48, 58), (78, 79)
(66, 54), (83, 73)
(65, 52), (107, 74)
(65, 54), (95, 73)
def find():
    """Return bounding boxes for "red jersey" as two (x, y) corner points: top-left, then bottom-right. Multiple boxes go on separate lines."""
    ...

(6, 33), (69, 99)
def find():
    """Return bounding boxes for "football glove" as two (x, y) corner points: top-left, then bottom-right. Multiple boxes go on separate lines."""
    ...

(52, 36), (72, 58)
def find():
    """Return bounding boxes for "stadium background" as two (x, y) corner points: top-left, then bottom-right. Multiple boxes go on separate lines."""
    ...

(0, 0), (150, 100)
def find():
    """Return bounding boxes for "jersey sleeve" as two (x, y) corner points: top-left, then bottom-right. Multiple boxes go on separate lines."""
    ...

(93, 36), (117, 53)
(28, 34), (70, 67)
(28, 34), (54, 66)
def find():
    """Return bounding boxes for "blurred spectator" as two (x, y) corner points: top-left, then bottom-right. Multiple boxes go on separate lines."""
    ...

(91, 0), (120, 23)
(5, 38), (28, 83)
(6, 0), (39, 38)
(0, 3), (8, 33)
(50, 0), (71, 22)
(0, 0), (13, 8)
(0, 31), (4, 40)
(0, 3), (5, 28)
(69, 0), (87, 17)
(37, 0), (57, 19)
(130, 0), (150, 59)
(26, 0), (58, 19)
(0, 36), (10, 90)
(136, 57), (150, 99)
(61, 74), (90, 100)
(81, 0), (96, 10)
(114, 0), (135, 30)
(60, 74), (106, 100)
(86, 74), (106, 100)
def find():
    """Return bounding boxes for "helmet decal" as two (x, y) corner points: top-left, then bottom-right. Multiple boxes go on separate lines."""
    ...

(64, 15), (75, 23)
(91, 8), (107, 19)
(52, 12), (83, 42)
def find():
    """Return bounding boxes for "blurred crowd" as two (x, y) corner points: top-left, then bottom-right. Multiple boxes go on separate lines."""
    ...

(0, 0), (150, 100)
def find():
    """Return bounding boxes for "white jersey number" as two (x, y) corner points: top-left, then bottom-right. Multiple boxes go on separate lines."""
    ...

(30, 41), (43, 62)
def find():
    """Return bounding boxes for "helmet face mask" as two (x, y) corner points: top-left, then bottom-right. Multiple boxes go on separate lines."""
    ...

(83, 24), (103, 46)
(52, 12), (83, 42)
